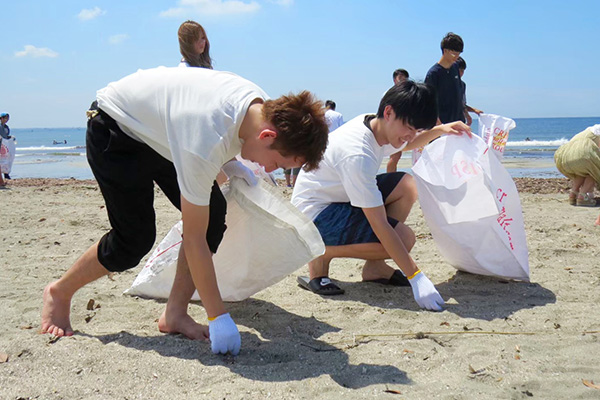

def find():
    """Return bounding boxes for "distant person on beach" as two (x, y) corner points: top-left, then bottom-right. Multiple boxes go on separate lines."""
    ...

(1, 112), (13, 180)
(291, 81), (471, 311)
(425, 32), (465, 125)
(455, 57), (483, 126)
(324, 100), (344, 133)
(554, 124), (600, 207)
(40, 67), (329, 356)
(178, 20), (212, 68)
(392, 68), (409, 85)
(387, 69), (410, 172)
(284, 167), (301, 187)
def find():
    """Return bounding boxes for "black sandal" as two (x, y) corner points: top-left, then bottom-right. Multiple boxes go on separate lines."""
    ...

(297, 276), (345, 295)
(363, 270), (410, 287)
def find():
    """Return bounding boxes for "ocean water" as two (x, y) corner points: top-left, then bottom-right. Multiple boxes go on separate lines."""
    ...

(7, 116), (600, 180)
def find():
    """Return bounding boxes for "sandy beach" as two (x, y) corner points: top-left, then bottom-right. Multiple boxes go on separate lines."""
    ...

(1, 177), (599, 399)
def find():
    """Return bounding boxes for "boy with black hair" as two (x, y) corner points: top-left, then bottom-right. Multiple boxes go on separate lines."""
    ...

(392, 69), (410, 85)
(41, 67), (329, 355)
(455, 56), (483, 126)
(292, 81), (471, 311)
(425, 32), (465, 124)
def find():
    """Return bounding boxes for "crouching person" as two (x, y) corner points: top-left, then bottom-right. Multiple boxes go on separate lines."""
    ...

(291, 81), (471, 311)
(41, 67), (329, 355)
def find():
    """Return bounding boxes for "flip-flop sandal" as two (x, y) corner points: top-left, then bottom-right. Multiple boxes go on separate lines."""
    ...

(363, 270), (410, 287)
(297, 276), (345, 295)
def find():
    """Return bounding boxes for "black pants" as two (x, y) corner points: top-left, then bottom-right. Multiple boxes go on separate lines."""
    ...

(86, 106), (227, 272)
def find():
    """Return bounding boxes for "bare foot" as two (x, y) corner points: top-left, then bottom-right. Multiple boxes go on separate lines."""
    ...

(361, 260), (395, 282)
(40, 282), (74, 337)
(158, 310), (209, 341)
(595, 215), (600, 226)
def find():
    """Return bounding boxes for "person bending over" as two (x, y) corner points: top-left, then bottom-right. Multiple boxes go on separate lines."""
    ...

(41, 66), (329, 356)
(292, 81), (471, 311)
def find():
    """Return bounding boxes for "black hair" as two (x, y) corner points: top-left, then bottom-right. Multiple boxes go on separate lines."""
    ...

(393, 68), (409, 80)
(325, 100), (336, 110)
(376, 81), (437, 130)
(440, 32), (464, 53)
(455, 56), (467, 70)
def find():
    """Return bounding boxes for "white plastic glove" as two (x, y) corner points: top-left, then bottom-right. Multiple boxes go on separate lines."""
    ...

(208, 313), (241, 355)
(408, 271), (445, 311)
(221, 160), (258, 186)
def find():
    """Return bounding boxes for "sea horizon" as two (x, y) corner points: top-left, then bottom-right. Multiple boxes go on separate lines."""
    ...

(5, 116), (600, 180)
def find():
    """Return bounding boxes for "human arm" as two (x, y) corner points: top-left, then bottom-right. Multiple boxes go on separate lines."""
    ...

(464, 110), (473, 126)
(403, 121), (472, 151)
(180, 196), (240, 354)
(362, 206), (444, 311)
(465, 105), (483, 115)
(386, 151), (402, 173)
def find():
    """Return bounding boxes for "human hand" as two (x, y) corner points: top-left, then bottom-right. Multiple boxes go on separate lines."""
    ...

(221, 160), (258, 186)
(439, 121), (472, 138)
(408, 271), (445, 311)
(208, 313), (241, 355)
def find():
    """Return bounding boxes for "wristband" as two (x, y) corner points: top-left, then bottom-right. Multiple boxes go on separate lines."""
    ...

(407, 269), (422, 280)
(207, 316), (217, 321)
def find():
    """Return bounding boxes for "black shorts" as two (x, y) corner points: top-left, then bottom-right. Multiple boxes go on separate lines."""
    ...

(86, 105), (227, 272)
(313, 172), (406, 246)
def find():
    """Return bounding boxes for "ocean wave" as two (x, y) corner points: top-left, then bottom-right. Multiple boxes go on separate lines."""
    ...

(16, 145), (85, 151)
(506, 138), (568, 147)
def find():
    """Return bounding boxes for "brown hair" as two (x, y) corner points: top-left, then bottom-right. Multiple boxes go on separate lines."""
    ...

(178, 20), (212, 69)
(262, 91), (329, 172)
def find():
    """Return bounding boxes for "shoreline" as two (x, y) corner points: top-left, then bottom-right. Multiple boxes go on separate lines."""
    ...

(2, 176), (572, 194)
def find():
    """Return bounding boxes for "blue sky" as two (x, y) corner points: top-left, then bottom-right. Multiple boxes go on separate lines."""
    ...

(2, 0), (599, 128)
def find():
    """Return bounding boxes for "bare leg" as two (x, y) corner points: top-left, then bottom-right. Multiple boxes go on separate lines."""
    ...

(580, 176), (596, 195)
(313, 222), (416, 281)
(41, 242), (109, 336)
(572, 176), (585, 193)
(158, 245), (209, 340)
(384, 174), (418, 223)
(308, 254), (333, 280)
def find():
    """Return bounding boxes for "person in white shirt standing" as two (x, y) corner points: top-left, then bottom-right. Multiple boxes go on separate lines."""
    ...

(292, 81), (471, 311)
(40, 67), (329, 355)
(324, 100), (344, 133)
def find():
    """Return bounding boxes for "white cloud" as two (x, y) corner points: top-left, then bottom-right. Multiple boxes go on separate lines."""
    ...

(267, 0), (293, 6)
(15, 45), (59, 58)
(77, 7), (106, 21)
(160, 0), (260, 17)
(109, 34), (129, 45)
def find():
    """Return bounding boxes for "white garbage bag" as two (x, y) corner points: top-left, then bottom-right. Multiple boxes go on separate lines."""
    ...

(0, 137), (16, 174)
(478, 114), (516, 160)
(412, 134), (529, 281)
(125, 177), (325, 301)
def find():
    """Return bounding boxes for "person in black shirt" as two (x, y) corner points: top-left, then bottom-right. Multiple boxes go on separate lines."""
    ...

(425, 32), (465, 124)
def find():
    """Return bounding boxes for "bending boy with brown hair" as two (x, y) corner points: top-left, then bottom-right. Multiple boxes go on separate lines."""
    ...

(41, 66), (328, 356)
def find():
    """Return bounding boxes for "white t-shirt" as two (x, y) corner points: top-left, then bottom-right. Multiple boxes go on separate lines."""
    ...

(96, 67), (268, 206)
(292, 114), (404, 220)
(325, 109), (344, 133)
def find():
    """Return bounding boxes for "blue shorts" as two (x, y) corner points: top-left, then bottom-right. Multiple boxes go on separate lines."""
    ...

(313, 172), (407, 246)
